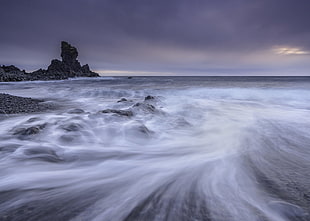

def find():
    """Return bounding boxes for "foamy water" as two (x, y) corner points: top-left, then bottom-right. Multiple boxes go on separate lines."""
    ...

(0, 77), (310, 221)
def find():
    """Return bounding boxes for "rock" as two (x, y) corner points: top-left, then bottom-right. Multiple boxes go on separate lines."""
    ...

(81, 64), (91, 73)
(0, 41), (99, 82)
(45, 41), (99, 78)
(0, 93), (54, 114)
(61, 41), (79, 66)
(23, 147), (61, 162)
(0, 65), (27, 81)
(47, 59), (65, 72)
(1, 65), (23, 74)
(133, 102), (156, 112)
(13, 124), (47, 136)
(144, 95), (155, 101)
(100, 109), (133, 117)
(26, 117), (41, 123)
(137, 125), (152, 134)
(61, 123), (82, 132)
(30, 69), (50, 81)
(117, 98), (128, 103)
(67, 108), (85, 114)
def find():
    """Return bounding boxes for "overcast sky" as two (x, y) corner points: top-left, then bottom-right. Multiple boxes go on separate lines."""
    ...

(1, 0), (310, 75)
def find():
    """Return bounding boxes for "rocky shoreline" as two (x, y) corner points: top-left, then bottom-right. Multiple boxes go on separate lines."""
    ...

(0, 93), (56, 115)
(0, 41), (99, 82)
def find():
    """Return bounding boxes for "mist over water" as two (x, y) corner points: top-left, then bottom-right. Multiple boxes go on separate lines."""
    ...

(0, 77), (310, 221)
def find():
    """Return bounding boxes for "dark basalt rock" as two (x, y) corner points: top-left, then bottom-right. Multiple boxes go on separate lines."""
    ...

(81, 64), (91, 73)
(1, 65), (24, 74)
(144, 95), (155, 101)
(46, 41), (99, 78)
(100, 109), (133, 117)
(117, 98), (128, 103)
(0, 65), (27, 81)
(23, 147), (62, 162)
(0, 41), (99, 82)
(13, 124), (47, 136)
(61, 41), (78, 66)
(133, 102), (156, 112)
(137, 125), (152, 135)
(61, 123), (83, 132)
(67, 108), (85, 114)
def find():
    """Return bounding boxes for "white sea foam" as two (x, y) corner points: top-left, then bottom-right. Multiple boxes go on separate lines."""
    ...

(0, 77), (309, 221)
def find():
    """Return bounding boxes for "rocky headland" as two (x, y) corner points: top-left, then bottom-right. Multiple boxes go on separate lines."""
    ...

(0, 41), (99, 82)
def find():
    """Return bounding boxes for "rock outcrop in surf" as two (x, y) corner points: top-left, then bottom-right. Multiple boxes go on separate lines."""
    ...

(0, 41), (99, 82)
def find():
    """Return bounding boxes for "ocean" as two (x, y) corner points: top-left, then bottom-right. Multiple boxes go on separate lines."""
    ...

(0, 76), (310, 221)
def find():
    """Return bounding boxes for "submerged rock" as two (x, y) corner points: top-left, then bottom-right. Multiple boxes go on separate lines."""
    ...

(67, 108), (85, 114)
(137, 125), (152, 135)
(13, 124), (47, 136)
(100, 109), (133, 117)
(133, 102), (156, 112)
(23, 146), (62, 162)
(60, 123), (83, 132)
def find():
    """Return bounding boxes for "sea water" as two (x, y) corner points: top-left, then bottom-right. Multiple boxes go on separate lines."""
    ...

(0, 76), (310, 221)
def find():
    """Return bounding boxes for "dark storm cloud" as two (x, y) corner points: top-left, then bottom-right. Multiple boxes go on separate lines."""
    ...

(0, 0), (310, 74)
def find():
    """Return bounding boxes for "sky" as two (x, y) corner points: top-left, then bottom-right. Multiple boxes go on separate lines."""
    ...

(1, 0), (310, 76)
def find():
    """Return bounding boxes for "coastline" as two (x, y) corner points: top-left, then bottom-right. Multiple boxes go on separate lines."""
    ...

(0, 93), (56, 115)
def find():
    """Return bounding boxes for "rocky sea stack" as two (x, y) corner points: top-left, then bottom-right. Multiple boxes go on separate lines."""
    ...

(0, 41), (99, 82)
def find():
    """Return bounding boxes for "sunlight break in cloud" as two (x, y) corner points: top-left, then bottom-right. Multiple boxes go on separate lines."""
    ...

(273, 46), (310, 55)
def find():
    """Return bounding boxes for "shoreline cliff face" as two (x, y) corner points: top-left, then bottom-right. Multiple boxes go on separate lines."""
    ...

(0, 41), (99, 82)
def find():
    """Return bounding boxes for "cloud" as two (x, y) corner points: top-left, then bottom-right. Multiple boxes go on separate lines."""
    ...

(1, 0), (310, 75)
(273, 46), (310, 55)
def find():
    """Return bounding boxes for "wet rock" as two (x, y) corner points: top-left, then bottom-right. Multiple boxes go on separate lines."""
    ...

(124, 123), (153, 140)
(26, 117), (41, 123)
(67, 108), (85, 114)
(100, 109), (133, 117)
(133, 102), (156, 112)
(60, 134), (77, 143)
(24, 147), (61, 162)
(61, 123), (82, 132)
(13, 124), (47, 136)
(0, 144), (19, 153)
(117, 98), (128, 103)
(144, 95), (155, 101)
(138, 125), (152, 134)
